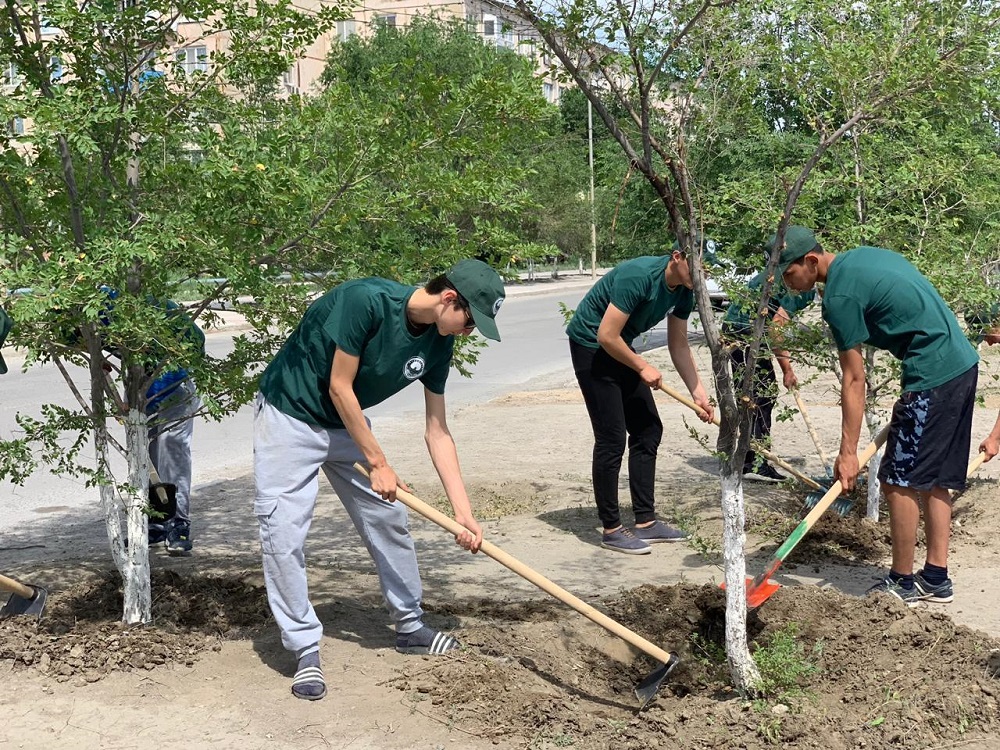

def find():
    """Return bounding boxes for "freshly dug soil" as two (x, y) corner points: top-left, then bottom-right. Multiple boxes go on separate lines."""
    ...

(3, 570), (998, 748)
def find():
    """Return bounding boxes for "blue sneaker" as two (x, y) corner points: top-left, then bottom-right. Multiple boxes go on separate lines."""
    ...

(165, 520), (192, 556)
(633, 520), (690, 544)
(148, 521), (170, 546)
(866, 576), (922, 608)
(914, 570), (954, 603)
(600, 527), (651, 555)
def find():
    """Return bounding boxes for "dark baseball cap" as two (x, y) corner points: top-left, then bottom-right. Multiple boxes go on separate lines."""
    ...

(446, 259), (505, 341)
(771, 226), (819, 277)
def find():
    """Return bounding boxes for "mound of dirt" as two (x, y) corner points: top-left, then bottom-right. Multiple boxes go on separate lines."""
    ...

(392, 584), (1000, 750)
(0, 569), (269, 682)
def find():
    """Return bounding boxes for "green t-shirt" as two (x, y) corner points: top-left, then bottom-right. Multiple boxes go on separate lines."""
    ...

(259, 278), (454, 428)
(822, 246), (979, 392)
(723, 270), (815, 333)
(567, 256), (694, 349)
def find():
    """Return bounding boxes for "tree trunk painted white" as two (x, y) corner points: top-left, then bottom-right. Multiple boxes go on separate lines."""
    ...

(95, 432), (128, 575)
(866, 447), (883, 521)
(121, 408), (152, 624)
(720, 470), (762, 692)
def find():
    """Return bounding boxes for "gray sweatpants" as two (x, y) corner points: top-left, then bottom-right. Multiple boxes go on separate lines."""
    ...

(253, 394), (425, 656)
(148, 379), (200, 523)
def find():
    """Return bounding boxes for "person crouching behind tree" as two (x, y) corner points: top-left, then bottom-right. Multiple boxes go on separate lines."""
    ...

(722, 239), (816, 483)
(566, 238), (716, 555)
(254, 259), (504, 701)
(779, 226), (978, 606)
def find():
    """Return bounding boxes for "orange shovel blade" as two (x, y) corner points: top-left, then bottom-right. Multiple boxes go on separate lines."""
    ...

(719, 576), (782, 609)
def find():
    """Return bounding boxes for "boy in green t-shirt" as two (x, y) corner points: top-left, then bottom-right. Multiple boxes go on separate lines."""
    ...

(566, 241), (715, 555)
(779, 226), (979, 606)
(722, 257), (815, 483)
(254, 259), (505, 701)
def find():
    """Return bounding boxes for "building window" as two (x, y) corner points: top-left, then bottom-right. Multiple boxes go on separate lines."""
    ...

(500, 23), (515, 48)
(375, 14), (396, 28)
(2, 61), (20, 87)
(175, 46), (208, 75)
(7, 118), (25, 135)
(282, 66), (299, 95)
(482, 13), (496, 38)
(337, 19), (356, 41)
(49, 55), (63, 82)
(543, 82), (556, 102)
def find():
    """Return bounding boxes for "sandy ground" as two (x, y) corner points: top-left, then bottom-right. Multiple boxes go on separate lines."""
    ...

(1, 340), (999, 749)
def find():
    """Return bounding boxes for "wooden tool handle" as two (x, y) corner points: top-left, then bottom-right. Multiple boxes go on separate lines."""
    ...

(967, 451), (987, 477)
(353, 464), (673, 665)
(658, 383), (823, 490)
(149, 465), (170, 505)
(659, 383), (719, 426)
(792, 389), (833, 471)
(0, 573), (35, 599)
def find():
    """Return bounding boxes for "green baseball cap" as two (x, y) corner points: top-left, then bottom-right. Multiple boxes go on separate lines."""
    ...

(0, 307), (11, 375)
(671, 234), (722, 266)
(772, 226), (819, 277)
(446, 259), (505, 341)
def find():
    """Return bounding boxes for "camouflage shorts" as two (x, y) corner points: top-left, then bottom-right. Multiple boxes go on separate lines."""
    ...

(878, 365), (978, 492)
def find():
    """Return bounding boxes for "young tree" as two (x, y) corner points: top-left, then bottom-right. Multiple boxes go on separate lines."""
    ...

(0, 6), (554, 622)
(512, 0), (1000, 692)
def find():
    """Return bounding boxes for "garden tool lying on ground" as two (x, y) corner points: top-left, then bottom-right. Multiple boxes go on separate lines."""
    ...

(0, 571), (48, 620)
(657, 383), (825, 492)
(354, 463), (679, 708)
(742, 424), (891, 609)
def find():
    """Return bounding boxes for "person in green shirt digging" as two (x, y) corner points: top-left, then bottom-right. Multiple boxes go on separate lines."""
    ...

(254, 259), (505, 701)
(779, 225), (979, 606)
(722, 257), (816, 483)
(566, 239), (715, 555)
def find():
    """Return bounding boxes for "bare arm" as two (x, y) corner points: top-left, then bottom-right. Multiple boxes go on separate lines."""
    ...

(771, 307), (798, 390)
(980, 411), (1000, 461)
(667, 314), (714, 423)
(835, 346), (866, 490)
(328, 348), (405, 501)
(424, 389), (482, 552)
(596, 303), (661, 387)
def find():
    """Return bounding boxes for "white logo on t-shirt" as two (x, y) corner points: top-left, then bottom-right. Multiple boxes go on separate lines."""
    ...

(404, 356), (426, 380)
(492, 298), (503, 315)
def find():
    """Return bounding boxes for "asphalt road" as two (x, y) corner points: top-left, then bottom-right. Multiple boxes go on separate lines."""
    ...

(0, 283), (595, 531)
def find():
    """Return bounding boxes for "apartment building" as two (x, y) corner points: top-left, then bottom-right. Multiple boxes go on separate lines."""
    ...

(174, 0), (566, 101)
(3, 0), (562, 140)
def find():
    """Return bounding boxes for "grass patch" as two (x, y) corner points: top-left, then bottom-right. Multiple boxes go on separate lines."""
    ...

(753, 623), (821, 700)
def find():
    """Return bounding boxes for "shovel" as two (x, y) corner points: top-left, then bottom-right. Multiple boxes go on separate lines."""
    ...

(658, 383), (825, 491)
(0, 572), (47, 620)
(743, 423), (890, 608)
(353, 463), (679, 708)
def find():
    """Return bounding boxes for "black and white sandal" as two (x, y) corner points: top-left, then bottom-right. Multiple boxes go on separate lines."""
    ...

(395, 627), (460, 656)
(291, 665), (327, 700)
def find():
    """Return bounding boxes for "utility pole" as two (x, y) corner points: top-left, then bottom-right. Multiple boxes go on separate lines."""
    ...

(587, 97), (597, 279)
